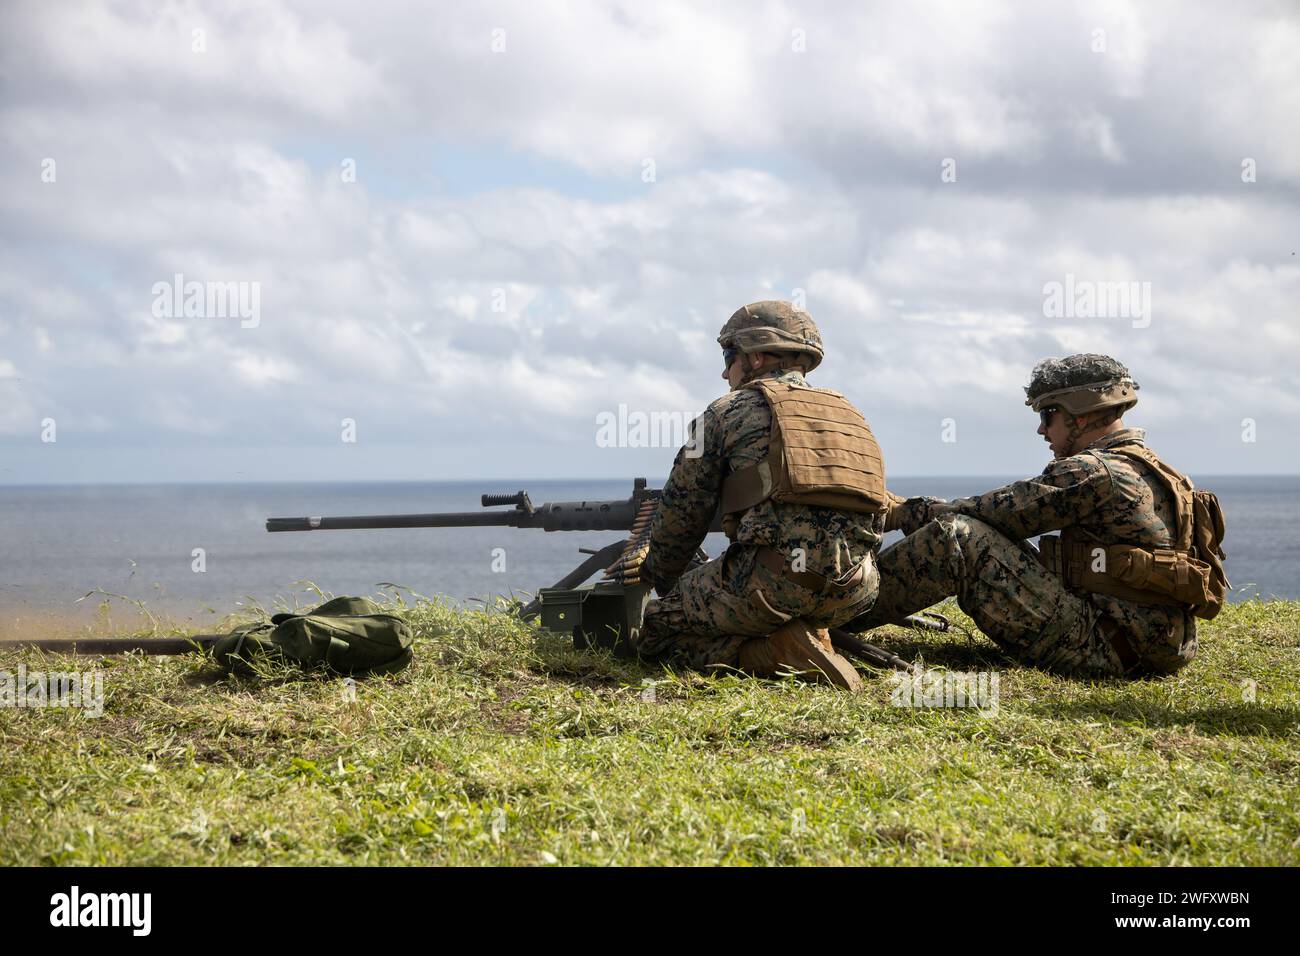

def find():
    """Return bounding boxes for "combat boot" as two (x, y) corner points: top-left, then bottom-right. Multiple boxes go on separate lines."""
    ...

(738, 619), (863, 692)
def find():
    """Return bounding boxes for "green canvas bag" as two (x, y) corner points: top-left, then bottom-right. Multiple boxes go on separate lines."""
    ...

(214, 596), (414, 676)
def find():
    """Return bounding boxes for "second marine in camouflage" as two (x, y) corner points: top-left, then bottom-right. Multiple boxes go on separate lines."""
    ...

(633, 301), (889, 690)
(846, 354), (1227, 678)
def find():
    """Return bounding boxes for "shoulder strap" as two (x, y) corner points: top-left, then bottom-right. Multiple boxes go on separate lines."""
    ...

(719, 380), (780, 514)
(1105, 445), (1196, 552)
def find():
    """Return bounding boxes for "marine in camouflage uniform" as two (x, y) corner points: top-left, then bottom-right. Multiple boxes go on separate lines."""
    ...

(634, 302), (887, 689)
(847, 355), (1199, 679)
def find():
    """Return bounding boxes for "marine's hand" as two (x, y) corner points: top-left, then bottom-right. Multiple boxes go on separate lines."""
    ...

(882, 491), (907, 533)
(639, 550), (679, 597)
(888, 496), (951, 536)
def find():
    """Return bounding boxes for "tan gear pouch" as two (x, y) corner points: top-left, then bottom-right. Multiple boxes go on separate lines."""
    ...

(1103, 545), (1215, 609)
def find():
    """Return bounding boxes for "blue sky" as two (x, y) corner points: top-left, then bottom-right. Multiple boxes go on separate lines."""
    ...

(1, 0), (1297, 485)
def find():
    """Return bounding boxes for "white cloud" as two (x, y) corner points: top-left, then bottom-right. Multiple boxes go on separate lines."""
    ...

(1071, 110), (1126, 164)
(231, 353), (302, 388)
(0, 0), (1297, 480)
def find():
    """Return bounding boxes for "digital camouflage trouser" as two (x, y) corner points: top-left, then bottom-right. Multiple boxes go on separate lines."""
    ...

(848, 514), (1127, 678)
(636, 545), (879, 670)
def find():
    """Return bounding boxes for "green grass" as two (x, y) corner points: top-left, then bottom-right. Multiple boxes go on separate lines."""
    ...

(1, 598), (1297, 865)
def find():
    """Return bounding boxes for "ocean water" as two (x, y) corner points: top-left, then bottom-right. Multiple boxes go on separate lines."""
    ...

(1, 476), (1295, 636)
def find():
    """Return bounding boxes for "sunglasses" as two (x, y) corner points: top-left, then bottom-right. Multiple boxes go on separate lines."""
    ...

(1038, 405), (1062, 427)
(722, 347), (739, 369)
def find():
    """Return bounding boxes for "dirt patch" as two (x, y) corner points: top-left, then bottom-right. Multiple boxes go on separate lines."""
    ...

(477, 685), (532, 736)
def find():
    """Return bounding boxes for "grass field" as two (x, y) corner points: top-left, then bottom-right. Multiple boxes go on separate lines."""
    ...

(1, 598), (1297, 866)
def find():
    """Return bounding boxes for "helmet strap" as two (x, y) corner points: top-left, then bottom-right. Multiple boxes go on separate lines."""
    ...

(1063, 408), (1125, 455)
(734, 352), (779, 385)
(1063, 416), (1090, 455)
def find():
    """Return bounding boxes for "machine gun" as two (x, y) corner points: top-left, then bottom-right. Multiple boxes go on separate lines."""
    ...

(267, 477), (670, 653)
(265, 478), (940, 671)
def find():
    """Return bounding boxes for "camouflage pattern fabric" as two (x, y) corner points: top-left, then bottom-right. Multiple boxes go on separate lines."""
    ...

(1024, 353), (1137, 402)
(637, 545), (879, 669)
(850, 428), (1197, 678)
(717, 300), (825, 371)
(636, 367), (882, 668)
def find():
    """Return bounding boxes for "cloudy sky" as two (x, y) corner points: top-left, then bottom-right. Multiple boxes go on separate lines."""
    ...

(1, 0), (1296, 485)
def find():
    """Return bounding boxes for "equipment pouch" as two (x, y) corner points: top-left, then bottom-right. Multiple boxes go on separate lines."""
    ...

(213, 596), (414, 676)
(1105, 546), (1214, 609)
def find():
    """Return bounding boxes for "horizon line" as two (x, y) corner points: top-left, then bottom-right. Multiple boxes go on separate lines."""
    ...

(2, 472), (1297, 489)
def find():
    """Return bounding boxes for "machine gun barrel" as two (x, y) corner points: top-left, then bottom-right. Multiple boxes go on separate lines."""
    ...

(266, 480), (660, 534)
(266, 511), (525, 532)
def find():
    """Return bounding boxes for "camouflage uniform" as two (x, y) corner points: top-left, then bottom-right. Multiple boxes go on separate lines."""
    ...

(635, 367), (882, 669)
(848, 427), (1197, 678)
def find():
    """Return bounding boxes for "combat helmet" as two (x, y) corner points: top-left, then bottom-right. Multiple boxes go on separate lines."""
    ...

(1024, 353), (1140, 415)
(718, 300), (824, 372)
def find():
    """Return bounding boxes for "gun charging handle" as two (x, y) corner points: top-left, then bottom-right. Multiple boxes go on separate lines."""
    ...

(481, 490), (534, 515)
